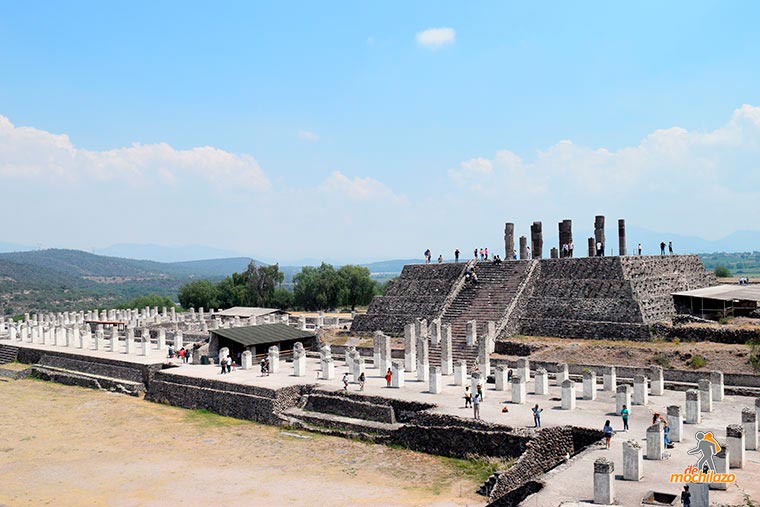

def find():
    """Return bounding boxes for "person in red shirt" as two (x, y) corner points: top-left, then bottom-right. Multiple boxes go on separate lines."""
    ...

(385, 368), (392, 387)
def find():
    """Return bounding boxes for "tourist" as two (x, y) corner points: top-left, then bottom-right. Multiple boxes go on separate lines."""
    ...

(681, 485), (691, 507)
(454, 249), (460, 263)
(637, 243), (642, 256)
(167, 345), (174, 359)
(568, 242), (574, 258)
(260, 358), (267, 376)
(479, 248), (484, 260)
(603, 420), (614, 449)
(230, 359), (236, 372)
(532, 404), (542, 428)
(621, 404), (629, 431)
(358, 371), (366, 391)
(669, 241), (673, 255)
(526, 246), (531, 258)
(512, 249), (517, 260)
(660, 241), (666, 255)
(474, 248), (478, 260)
(264, 357), (270, 376)
(485, 247), (488, 260)
(437, 254), (443, 264)
(385, 368), (392, 387)
(424, 249), (431, 264)
(493, 255), (502, 265)
(472, 391), (481, 420)
(342, 372), (349, 390)
(562, 243), (569, 258)
(464, 386), (472, 408)
(507, 369), (513, 381)
(596, 241), (603, 257)
(663, 420), (673, 448)
(476, 380), (484, 401)
(227, 357), (233, 373)
(220, 356), (227, 375)
(178, 348), (185, 362)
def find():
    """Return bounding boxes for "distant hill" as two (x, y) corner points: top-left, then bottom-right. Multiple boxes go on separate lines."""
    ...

(94, 243), (244, 263)
(167, 257), (256, 278)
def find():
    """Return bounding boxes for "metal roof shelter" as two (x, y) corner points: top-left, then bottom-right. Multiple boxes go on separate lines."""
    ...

(208, 323), (315, 359)
(672, 284), (760, 319)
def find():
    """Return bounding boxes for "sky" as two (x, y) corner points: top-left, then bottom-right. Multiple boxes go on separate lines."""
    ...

(1, 1), (760, 263)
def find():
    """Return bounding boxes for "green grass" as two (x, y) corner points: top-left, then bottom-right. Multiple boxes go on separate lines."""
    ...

(688, 354), (708, 369)
(184, 408), (246, 428)
(440, 455), (514, 484)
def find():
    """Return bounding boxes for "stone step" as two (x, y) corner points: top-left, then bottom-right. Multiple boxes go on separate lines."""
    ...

(0, 345), (19, 365)
(31, 364), (144, 396)
(283, 407), (401, 435)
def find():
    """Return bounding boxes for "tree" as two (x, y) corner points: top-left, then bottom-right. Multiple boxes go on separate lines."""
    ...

(117, 294), (175, 310)
(269, 287), (294, 310)
(178, 279), (220, 310)
(714, 265), (731, 278)
(293, 263), (343, 310)
(337, 265), (376, 310)
(244, 262), (284, 307)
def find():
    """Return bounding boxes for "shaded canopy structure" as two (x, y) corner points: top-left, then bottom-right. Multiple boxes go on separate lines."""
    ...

(209, 323), (315, 360)
(673, 284), (760, 319)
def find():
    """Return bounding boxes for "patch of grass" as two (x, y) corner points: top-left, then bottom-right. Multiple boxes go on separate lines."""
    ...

(653, 353), (671, 369)
(440, 455), (514, 485)
(184, 409), (246, 428)
(688, 355), (708, 369)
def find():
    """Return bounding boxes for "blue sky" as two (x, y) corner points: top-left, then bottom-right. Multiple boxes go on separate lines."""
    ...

(1, 1), (760, 262)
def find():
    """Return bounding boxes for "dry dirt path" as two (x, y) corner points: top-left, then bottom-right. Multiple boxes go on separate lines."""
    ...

(0, 379), (483, 507)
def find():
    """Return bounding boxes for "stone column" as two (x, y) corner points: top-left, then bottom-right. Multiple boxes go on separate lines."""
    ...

(594, 215), (605, 255)
(593, 458), (614, 505)
(416, 318), (428, 340)
(354, 356), (365, 382)
(512, 374), (526, 404)
(453, 361), (467, 386)
(711, 447), (729, 491)
(616, 385), (632, 415)
(416, 335), (429, 382)
(293, 342), (307, 377)
(440, 324), (453, 375)
(603, 366), (616, 391)
(466, 320), (477, 346)
(298, 315), (307, 330)
(141, 336), (151, 356)
(699, 379), (713, 412)
(477, 333), (491, 378)
(667, 405), (683, 442)
(685, 389), (701, 424)
(727, 424), (745, 469)
(495, 366), (508, 391)
(710, 371), (724, 402)
(559, 219), (573, 258)
(404, 323), (416, 372)
(516, 358), (530, 383)
(486, 321), (496, 353)
(470, 372), (482, 398)
(322, 357), (335, 380)
(742, 408), (758, 450)
(583, 370), (597, 400)
(691, 482), (710, 507)
(429, 319), (441, 346)
(633, 374), (648, 405)
(158, 329), (166, 351)
(561, 379), (576, 410)
(587, 237), (595, 257)
(622, 440), (643, 481)
(372, 332), (381, 368)
(530, 221), (543, 259)
(646, 423), (664, 460)
(504, 222), (514, 260)
(391, 360), (405, 388)
(174, 330), (183, 351)
(429, 366), (442, 394)
(555, 363), (569, 385)
(241, 350), (253, 370)
(534, 368), (549, 395)
(756, 397), (760, 423)
(618, 218), (627, 256)
(550, 247), (558, 259)
(268, 346), (280, 373)
(519, 236), (528, 260)
(649, 365), (664, 396)
(377, 331), (392, 373)
(125, 328), (135, 354)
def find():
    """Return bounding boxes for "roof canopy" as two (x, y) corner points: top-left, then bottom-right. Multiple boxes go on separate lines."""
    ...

(216, 307), (284, 318)
(672, 284), (760, 302)
(210, 323), (314, 347)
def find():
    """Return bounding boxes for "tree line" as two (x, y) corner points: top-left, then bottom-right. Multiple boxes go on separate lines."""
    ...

(177, 262), (383, 311)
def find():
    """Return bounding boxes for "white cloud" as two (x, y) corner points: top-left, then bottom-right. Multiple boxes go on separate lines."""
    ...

(448, 104), (760, 235)
(0, 115), (270, 189)
(320, 170), (406, 204)
(416, 27), (456, 49)
(298, 130), (320, 142)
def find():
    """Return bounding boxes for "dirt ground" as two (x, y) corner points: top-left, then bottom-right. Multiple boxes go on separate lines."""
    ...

(498, 335), (760, 374)
(0, 379), (483, 507)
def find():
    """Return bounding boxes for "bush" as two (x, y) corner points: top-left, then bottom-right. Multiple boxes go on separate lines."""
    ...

(748, 336), (760, 373)
(714, 265), (731, 278)
(688, 355), (708, 369)
(653, 353), (671, 368)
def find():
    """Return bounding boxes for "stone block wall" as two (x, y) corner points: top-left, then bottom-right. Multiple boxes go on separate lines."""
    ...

(351, 263), (466, 335)
(304, 393), (396, 424)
